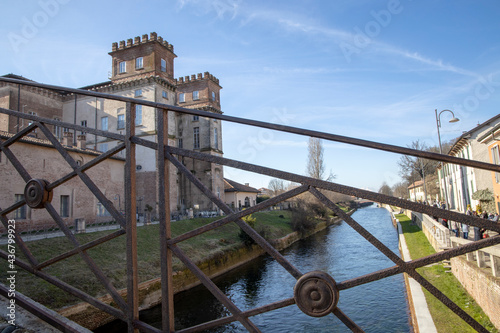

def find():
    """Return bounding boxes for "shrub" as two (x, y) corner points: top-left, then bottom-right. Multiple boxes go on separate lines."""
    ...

(239, 213), (257, 247)
(290, 201), (316, 235)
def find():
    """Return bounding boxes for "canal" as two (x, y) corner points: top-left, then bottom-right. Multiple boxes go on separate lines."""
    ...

(99, 204), (411, 332)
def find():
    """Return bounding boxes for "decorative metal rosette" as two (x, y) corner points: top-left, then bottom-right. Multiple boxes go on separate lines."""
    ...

(24, 179), (53, 209)
(294, 271), (339, 317)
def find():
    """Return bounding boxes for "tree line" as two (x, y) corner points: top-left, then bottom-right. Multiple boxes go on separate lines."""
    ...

(378, 139), (454, 200)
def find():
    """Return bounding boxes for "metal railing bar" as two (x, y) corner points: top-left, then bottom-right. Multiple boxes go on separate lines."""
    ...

(0, 122), (39, 148)
(336, 266), (403, 291)
(166, 151), (304, 280)
(169, 244), (262, 333)
(36, 229), (126, 270)
(0, 138), (33, 183)
(124, 102), (140, 333)
(309, 187), (406, 266)
(332, 307), (365, 333)
(132, 320), (162, 333)
(0, 249), (126, 321)
(336, 236), (500, 291)
(0, 106), (124, 141)
(0, 211), (39, 267)
(407, 268), (488, 332)
(168, 146), (500, 234)
(46, 143), (126, 191)
(37, 122), (126, 227)
(0, 283), (84, 333)
(157, 107), (175, 332)
(43, 202), (129, 313)
(2, 76), (498, 174)
(175, 298), (297, 333)
(167, 185), (309, 246)
(407, 235), (500, 270)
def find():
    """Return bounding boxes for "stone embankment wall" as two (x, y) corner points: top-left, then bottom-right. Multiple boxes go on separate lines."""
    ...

(450, 256), (500, 329)
(59, 215), (347, 330)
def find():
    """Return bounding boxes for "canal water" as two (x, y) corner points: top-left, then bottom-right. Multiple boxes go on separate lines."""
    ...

(98, 204), (411, 332)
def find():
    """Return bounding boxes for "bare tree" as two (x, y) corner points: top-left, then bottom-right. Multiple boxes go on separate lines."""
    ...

(378, 182), (393, 196)
(268, 178), (286, 197)
(397, 140), (439, 200)
(307, 137), (335, 181)
(392, 181), (409, 199)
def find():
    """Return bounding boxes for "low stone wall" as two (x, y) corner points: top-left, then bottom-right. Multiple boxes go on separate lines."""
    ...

(410, 210), (500, 330)
(450, 254), (500, 330)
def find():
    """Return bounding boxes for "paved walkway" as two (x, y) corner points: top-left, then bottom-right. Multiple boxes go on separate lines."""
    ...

(397, 222), (438, 333)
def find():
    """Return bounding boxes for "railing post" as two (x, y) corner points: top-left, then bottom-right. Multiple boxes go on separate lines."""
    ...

(157, 107), (174, 332)
(491, 254), (500, 277)
(466, 249), (474, 261)
(125, 102), (139, 333)
(476, 250), (486, 268)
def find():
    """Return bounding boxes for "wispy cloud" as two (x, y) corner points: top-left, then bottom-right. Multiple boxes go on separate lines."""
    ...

(237, 6), (476, 78)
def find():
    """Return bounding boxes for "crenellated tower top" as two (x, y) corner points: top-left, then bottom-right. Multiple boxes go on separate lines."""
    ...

(111, 32), (174, 53)
(109, 32), (176, 84)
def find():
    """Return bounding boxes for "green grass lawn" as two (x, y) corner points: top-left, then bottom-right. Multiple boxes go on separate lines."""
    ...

(396, 213), (498, 333)
(0, 210), (295, 309)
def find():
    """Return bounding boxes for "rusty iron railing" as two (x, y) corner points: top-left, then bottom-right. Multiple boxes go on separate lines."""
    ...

(1, 76), (500, 332)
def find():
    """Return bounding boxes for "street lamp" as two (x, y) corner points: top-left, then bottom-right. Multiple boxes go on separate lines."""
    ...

(435, 109), (460, 209)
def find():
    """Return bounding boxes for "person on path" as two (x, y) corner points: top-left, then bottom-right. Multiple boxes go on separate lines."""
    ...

(462, 223), (470, 239)
(451, 220), (459, 237)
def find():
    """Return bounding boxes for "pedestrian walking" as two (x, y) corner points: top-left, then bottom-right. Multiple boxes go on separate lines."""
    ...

(451, 220), (459, 237)
(462, 223), (470, 239)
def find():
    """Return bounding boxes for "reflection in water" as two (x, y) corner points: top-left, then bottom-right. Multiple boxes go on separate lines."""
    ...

(97, 205), (411, 332)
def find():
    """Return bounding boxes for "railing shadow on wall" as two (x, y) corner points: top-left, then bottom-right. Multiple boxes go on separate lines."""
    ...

(1, 76), (500, 332)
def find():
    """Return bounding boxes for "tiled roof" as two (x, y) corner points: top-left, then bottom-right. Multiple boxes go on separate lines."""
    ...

(0, 131), (125, 161)
(224, 178), (260, 193)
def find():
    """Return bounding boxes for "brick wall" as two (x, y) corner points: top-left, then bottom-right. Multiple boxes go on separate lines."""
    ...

(0, 137), (124, 232)
(450, 256), (500, 330)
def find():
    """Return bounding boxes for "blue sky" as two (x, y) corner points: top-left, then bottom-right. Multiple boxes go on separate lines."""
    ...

(2, 0), (500, 191)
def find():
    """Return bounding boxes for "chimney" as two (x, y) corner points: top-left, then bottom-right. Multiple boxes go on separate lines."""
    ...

(245, 183), (249, 186)
(76, 134), (86, 149)
(63, 132), (73, 147)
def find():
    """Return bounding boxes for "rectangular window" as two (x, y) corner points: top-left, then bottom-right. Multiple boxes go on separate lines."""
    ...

(60, 195), (69, 218)
(101, 116), (108, 131)
(27, 111), (37, 133)
(134, 89), (142, 97)
(178, 138), (183, 149)
(135, 105), (143, 126)
(492, 146), (500, 183)
(14, 194), (26, 219)
(211, 91), (216, 101)
(54, 117), (61, 138)
(193, 90), (199, 100)
(179, 93), (185, 103)
(135, 57), (143, 69)
(81, 120), (87, 134)
(193, 127), (200, 149)
(99, 143), (108, 152)
(162, 90), (168, 99)
(97, 202), (111, 217)
(161, 58), (167, 72)
(117, 114), (125, 129)
(214, 128), (218, 149)
(193, 115), (199, 121)
(119, 61), (126, 73)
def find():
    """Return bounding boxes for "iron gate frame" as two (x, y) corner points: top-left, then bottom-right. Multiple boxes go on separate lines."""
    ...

(0, 76), (499, 332)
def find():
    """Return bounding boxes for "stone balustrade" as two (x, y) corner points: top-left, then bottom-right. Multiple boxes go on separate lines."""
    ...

(450, 236), (500, 277)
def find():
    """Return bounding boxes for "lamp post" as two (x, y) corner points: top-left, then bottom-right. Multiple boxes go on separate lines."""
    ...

(435, 109), (460, 209)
